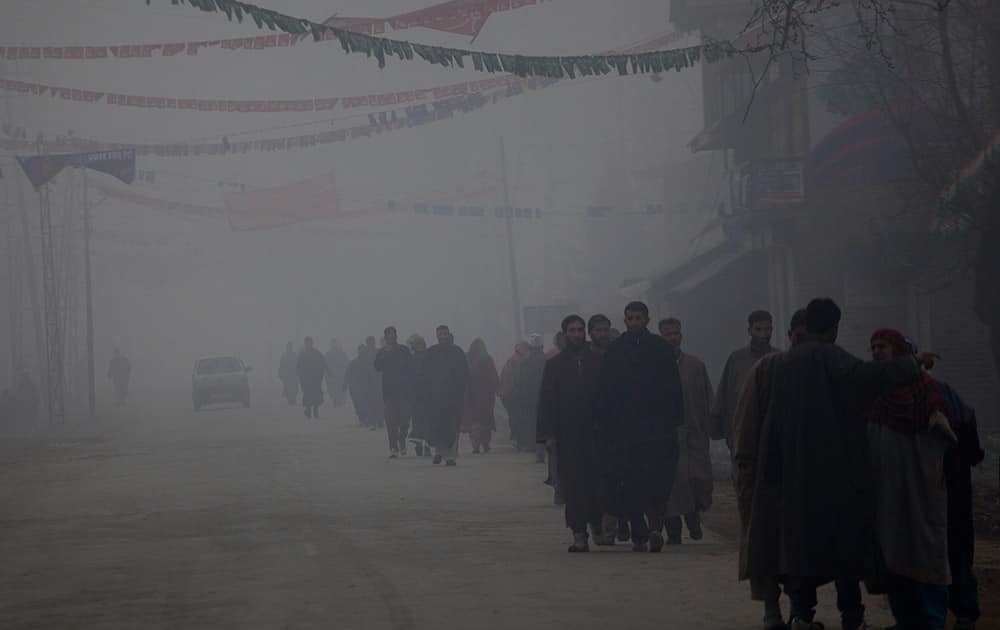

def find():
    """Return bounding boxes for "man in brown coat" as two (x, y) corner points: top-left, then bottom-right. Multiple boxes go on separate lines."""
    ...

(732, 309), (806, 630)
(659, 318), (714, 545)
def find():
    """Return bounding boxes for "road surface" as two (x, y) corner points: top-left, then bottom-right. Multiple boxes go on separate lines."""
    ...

(0, 396), (900, 629)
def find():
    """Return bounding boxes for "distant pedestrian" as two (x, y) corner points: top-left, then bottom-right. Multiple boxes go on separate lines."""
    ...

(515, 334), (548, 465)
(417, 326), (469, 466)
(406, 334), (432, 457)
(324, 338), (350, 407)
(375, 326), (412, 458)
(461, 338), (499, 454)
(296, 337), (327, 419)
(107, 348), (131, 406)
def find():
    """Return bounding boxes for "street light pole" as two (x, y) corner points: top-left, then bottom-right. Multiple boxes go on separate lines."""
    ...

(82, 167), (95, 420)
(500, 137), (523, 342)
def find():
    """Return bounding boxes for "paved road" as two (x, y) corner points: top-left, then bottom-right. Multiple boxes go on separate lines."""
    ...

(0, 397), (896, 629)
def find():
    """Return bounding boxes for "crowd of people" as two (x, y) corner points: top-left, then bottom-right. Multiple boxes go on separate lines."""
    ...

(275, 296), (984, 630)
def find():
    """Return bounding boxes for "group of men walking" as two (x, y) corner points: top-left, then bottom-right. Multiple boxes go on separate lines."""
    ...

(534, 297), (983, 629)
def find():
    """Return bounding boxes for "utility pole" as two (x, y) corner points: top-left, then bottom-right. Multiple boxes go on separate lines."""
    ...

(82, 167), (95, 419)
(500, 137), (523, 342)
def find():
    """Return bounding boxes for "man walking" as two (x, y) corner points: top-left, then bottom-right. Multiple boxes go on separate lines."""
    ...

(107, 348), (132, 406)
(417, 326), (469, 466)
(659, 317), (714, 545)
(537, 315), (609, 552)
(375, 326), (412, 458)
(296, 337), (327, 419)
(595, 301), (683, 552)
(712, 310), (776, 448)
(732, 309), (806, 630)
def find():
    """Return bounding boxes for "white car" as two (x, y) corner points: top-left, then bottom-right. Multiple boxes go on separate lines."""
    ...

(191, 356), (251, 411)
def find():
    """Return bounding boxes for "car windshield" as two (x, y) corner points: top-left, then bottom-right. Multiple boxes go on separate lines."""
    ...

(196, 357), (242, 375)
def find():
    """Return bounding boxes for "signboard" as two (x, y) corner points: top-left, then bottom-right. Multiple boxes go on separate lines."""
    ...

(737, 160), (805, 208)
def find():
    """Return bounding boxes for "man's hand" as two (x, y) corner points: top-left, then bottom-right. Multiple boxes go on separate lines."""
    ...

(545, 438), (556, 452)
(914, 352), (940, 369)
(929, 411), (957, 442)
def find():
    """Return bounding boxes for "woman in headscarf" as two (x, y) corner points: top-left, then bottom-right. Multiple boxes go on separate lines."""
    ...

(461, 338), (499, 454)
(865, 328), (956, 630)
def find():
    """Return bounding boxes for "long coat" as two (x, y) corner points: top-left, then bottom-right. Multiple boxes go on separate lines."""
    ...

(513, 349), (547, 447)
(667, 352), (715, 517)
(461, 354), (498, 435)
(732, 351), (783, 593)
(296, 347), (327, 407)
(765, 339), (921, 578)
(417, 342), (469, 448)
(537, 345), (604, 526)
(594, 329), (684, 509)
(711, 344), (775, 442)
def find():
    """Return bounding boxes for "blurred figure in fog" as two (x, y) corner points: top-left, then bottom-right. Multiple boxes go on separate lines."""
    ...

(324, 339), (350, 407)
(375, 326), (412, 458)
(406, 334), (432, 456)
(296, 337), (327, 419)
(278, 342), (299, 405)
(712, 310), (775, 450)
(659, 317), (714, 545)
(498, 342), (529, 446)
(515, 334), (548, 465)
(462, 338), (499, 454)
(345, 344), (371, 427)
(15, 372), (39, 424)
(361, 336), (383, 430)
(107, 348), (131, 406)
(417, 325), (469, 466)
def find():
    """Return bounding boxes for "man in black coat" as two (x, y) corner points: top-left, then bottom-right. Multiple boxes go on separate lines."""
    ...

(374, 326), (412, 458)
(594, 301), (683, 553)
(416, 325), (469, 466)
(537, 315), (610, 552)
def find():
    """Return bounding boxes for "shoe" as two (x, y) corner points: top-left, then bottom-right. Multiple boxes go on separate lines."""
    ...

(304, 408), (312, 418)
(632, 540), (648, 552)
(433, 455), (443, 465)
(648, 531), (664, 553)
(482, 446), (490, 453)
(617, 521), (631, 542)
(592, 533), (615, 546)
(568, 533), (590, 553)
(688, 519), (703, 541)
(445, 459), (457, 466)
(788, 619), (824, 630)
(390, 450), (398, 459)
(762, 616), (786, 630)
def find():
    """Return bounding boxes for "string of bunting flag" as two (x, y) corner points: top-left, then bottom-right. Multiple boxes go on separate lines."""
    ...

(0, 74), (523, 114)
(148, 0), (743, 78)
(0, 77), (553, 157)
(1, 0), (547, 61)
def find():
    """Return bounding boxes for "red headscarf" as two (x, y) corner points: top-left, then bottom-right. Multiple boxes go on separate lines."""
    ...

(864, 328), (946, 433)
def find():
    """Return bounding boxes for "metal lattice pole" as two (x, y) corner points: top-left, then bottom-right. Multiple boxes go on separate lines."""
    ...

(38, 186), (65, 423)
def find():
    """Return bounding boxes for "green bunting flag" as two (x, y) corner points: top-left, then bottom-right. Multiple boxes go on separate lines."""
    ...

(150, 0), (744, 78)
